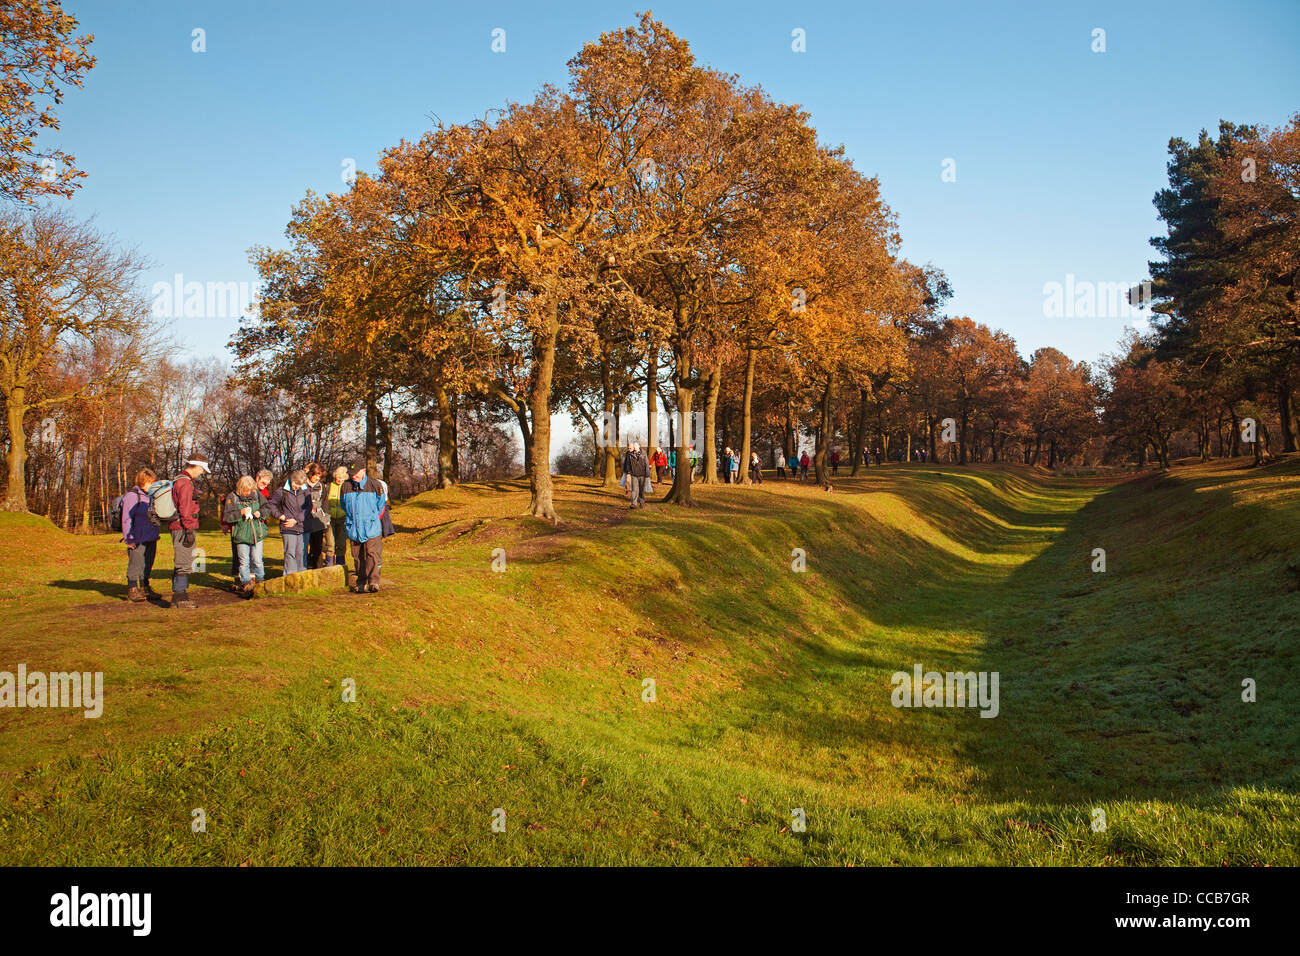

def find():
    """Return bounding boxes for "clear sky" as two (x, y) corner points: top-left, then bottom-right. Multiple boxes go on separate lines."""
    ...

(54, 0), (1300, 376)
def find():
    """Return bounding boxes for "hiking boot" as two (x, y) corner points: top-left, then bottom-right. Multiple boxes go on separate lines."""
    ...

(366, 584), (379, 593)
(170, 592), (198, 609)
(143, 582), (159, 597)
(127, 584), (147, 603)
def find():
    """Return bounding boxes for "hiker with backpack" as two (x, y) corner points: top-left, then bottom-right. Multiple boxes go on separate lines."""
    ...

(304, 463), (331, 569)
(222, 475), (267, 593)
(341, 464), (387, 594)
(163, 457), (209, 609)
(267, 469), (311, 576)
(118, 468), (160, 603)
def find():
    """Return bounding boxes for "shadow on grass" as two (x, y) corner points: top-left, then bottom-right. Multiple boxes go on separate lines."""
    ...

(583, 461), (1300, 807)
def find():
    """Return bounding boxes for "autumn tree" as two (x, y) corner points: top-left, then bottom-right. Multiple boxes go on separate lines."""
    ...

(0, 0), (94, 202)
(1, 207), (153, 510)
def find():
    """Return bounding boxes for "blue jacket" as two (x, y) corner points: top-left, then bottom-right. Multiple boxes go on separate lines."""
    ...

(342, 475), (387, 543)
(122, 486), (160, 546)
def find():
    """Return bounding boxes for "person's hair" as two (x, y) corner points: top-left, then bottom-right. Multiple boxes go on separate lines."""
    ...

(235, 475), (256, 496)
(305, 462), (325, 479)
(289, 468), (307, 487)
(134, 468), (156, 489)
(332, 466), (349, 483)
(256, 469), (273, 482)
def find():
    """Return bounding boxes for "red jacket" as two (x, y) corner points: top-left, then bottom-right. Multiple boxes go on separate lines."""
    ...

(169, 473), (201, 532)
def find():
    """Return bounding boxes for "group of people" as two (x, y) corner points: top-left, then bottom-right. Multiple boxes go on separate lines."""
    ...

(119, 456), (393, 608)
(781, 451), (813, 480)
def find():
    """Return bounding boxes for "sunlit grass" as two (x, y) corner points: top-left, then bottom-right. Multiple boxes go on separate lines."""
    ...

(1, 458), (1296, 864)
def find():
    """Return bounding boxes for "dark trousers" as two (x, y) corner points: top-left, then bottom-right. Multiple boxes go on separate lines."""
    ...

(327, 516), (348, 570)
(308, 529), (326, 568)
(351, 536), (382, 589)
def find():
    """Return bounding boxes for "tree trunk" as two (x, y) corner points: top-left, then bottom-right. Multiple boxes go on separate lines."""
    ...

(850, 388), (868, 476)
(958, 401), (970, 465)
(435, 383), (456, 489)
(378, 409), (393, 484)
(647, 344), (659, 457)
(365, 396), (379, 477)
(738, 347), (757, 485)
(1276, 381), (1297, 453)
(701, 362), (721, 483)
(80, 445), (92, 532)
(526, 301), (560, 521)
(785, 400), (795, 467)
(813, 372), (834, 489)
(665, 384), (695, 505)
(600, 351), (619, 487)
(2, 386), (28, 511)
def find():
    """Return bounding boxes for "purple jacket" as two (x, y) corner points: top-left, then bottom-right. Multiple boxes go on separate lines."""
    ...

(122, 486), (160, 546)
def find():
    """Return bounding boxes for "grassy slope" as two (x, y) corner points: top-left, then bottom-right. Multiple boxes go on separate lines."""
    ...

(0, 459), (1296, 865)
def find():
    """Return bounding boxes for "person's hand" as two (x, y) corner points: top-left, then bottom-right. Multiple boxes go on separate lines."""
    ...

(241, 507), (252, 519)
(284, 518), (296, 527)
(128, 542), (136, 550)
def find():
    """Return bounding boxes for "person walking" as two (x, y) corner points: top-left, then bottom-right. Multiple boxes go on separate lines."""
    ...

(622, 441), (649, 509)
(304, 463), (330, 569)
(831, 449), (841, 476)
(325, 465), (349, 570)
(268, 469), (311, 576)
(341, 464), (387, 594)
(167, 456), (209, 609)
(799, 451), (810, 480)
(667, 447), (676, 480)
(730, 449), (740, 484)
(223, 475), (267, 594)
(122, 468), (159, 603)
(749, 451), (763, 484)
(775, 449), (786, 479)
(788, 452), (799, 478)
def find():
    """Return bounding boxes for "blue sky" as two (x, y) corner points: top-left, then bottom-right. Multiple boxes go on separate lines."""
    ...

(55, 0), (1300, 373)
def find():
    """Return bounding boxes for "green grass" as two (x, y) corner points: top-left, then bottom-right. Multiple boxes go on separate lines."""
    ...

(1, 458), (1297, 865)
